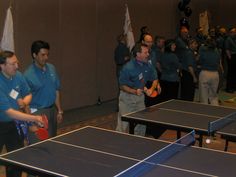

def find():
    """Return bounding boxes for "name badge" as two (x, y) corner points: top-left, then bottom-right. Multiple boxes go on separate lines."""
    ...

(30, 108), (38, 114)
(9, 89), (19, 99)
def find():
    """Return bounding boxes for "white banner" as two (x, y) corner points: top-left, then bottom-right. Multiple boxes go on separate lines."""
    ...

(1, 7), (15, 52)
(123, 4), (135, 51)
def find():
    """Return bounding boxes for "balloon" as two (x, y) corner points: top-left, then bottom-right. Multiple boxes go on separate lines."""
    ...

(178, 2), (185, 11)
(178, 0), (191, 12)
(183, 0), (191, 6)
(184, 6), (192, 17)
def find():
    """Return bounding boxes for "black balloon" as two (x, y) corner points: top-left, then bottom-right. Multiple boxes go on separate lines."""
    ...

(178, 2), (185, 11)
(178, 0), (191, 12)
(184, 6), (192, 17)
(183, 0), (191, 6)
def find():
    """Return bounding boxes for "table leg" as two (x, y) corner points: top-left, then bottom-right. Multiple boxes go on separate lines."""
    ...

(224, 140), (229, 151)
(129, 122), (135, 134)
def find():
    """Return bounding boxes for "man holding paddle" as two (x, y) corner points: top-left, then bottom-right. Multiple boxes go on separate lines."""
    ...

(116, 43), (161, 136)
(0, 50), (48, 177)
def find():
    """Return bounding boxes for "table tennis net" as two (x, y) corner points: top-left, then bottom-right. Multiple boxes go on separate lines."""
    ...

(208, 112), (236, 134)
(115, 130), (195, 177)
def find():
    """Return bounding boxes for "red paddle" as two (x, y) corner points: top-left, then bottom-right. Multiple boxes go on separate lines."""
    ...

(144, 81), (159, 98)
(35, 128), (49, 140)
(149, 90), (158, 98)
(35, 115), (49, 140)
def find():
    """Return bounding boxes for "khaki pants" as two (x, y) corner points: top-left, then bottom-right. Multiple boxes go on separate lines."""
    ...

(199, 70), (219, 105)
(116, 90), (146, 136)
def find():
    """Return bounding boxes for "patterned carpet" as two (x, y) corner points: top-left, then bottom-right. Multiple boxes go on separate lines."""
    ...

(58, 112), (117, 134)
(219, 91), (236, 107)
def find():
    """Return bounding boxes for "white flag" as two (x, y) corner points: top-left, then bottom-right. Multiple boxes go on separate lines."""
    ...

(1, 7), (15, 52)
(123, 4), (135, 51)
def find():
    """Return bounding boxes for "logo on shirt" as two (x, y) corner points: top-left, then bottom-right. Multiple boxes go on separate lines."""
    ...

(139, 73), (145, 83)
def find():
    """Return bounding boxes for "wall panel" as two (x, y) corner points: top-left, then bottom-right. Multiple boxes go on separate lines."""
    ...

(1, 0), (234, 111)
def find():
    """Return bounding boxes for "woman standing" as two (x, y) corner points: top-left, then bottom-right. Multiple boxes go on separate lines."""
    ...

(159, 39), (181, 101)
(198, 38), (222, 105)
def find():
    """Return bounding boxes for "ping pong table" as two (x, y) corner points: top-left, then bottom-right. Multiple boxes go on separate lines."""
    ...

(121, 99), (236, 149)
(1, 126), (236, 177)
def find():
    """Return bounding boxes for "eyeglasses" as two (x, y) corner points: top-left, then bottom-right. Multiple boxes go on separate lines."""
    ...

(5, 61), (19, 66)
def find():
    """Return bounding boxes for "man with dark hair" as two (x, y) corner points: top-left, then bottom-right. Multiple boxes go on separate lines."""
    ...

(175, 26), (190, 64)
(24, 40), (63, 144)
(116, 43), (161, 136)
(0, 50), (45, 177)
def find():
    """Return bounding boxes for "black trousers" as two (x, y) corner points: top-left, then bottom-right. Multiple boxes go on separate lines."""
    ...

(0, 121), (24, 177)
(180, 70), (195, 101)
(160, 80), (179, 102)
(226, 54), (236, 91)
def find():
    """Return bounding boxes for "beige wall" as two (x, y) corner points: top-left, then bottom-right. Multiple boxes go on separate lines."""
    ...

(0, 0), (234, 110)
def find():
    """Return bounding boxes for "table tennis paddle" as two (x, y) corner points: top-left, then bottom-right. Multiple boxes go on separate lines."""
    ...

(35, 115), (49, 140)
(149, 90), (158, 98)
(35, 128), (49, 140)
(37, 114), (48, 129)
(145, 81), (159, 98)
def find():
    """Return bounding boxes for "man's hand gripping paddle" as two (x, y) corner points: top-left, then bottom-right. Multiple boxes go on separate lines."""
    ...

(35, 115), (49, 141)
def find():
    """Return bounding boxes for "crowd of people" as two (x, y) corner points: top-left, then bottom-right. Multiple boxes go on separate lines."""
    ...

(115, 25), (236, 136)
(0, 40), (63, 177)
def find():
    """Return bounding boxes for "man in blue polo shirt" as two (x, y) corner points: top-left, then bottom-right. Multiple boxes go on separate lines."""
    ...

(116, 43), (161, 136)
(0, 50), (46, 177)
(24, 40), (63, 144)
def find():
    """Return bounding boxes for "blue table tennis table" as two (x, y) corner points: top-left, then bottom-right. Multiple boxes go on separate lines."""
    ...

(121, 99), (236, 150)
(1, 126), (236, 177)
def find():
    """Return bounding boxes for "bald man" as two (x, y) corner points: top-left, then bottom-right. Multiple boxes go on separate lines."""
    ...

(142, 34), (157, 69)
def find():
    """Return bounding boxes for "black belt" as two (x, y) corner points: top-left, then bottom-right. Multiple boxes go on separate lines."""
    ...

(43, 104), (55, 109)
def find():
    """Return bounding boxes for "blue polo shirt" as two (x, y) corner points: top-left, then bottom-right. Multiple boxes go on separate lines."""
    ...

(119, 58), (157, 89)
(0, 88), (11, 121)
(0, 71), (30, 122)
(160, 52), (181, 82)
(175, 36), (189, 63)
(181, 48), (197, 72)
(24, 63), (60, 109)
(199, 46), (221, 71)
(114, 42), (130, 65)
(225, 36), (236, 54)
